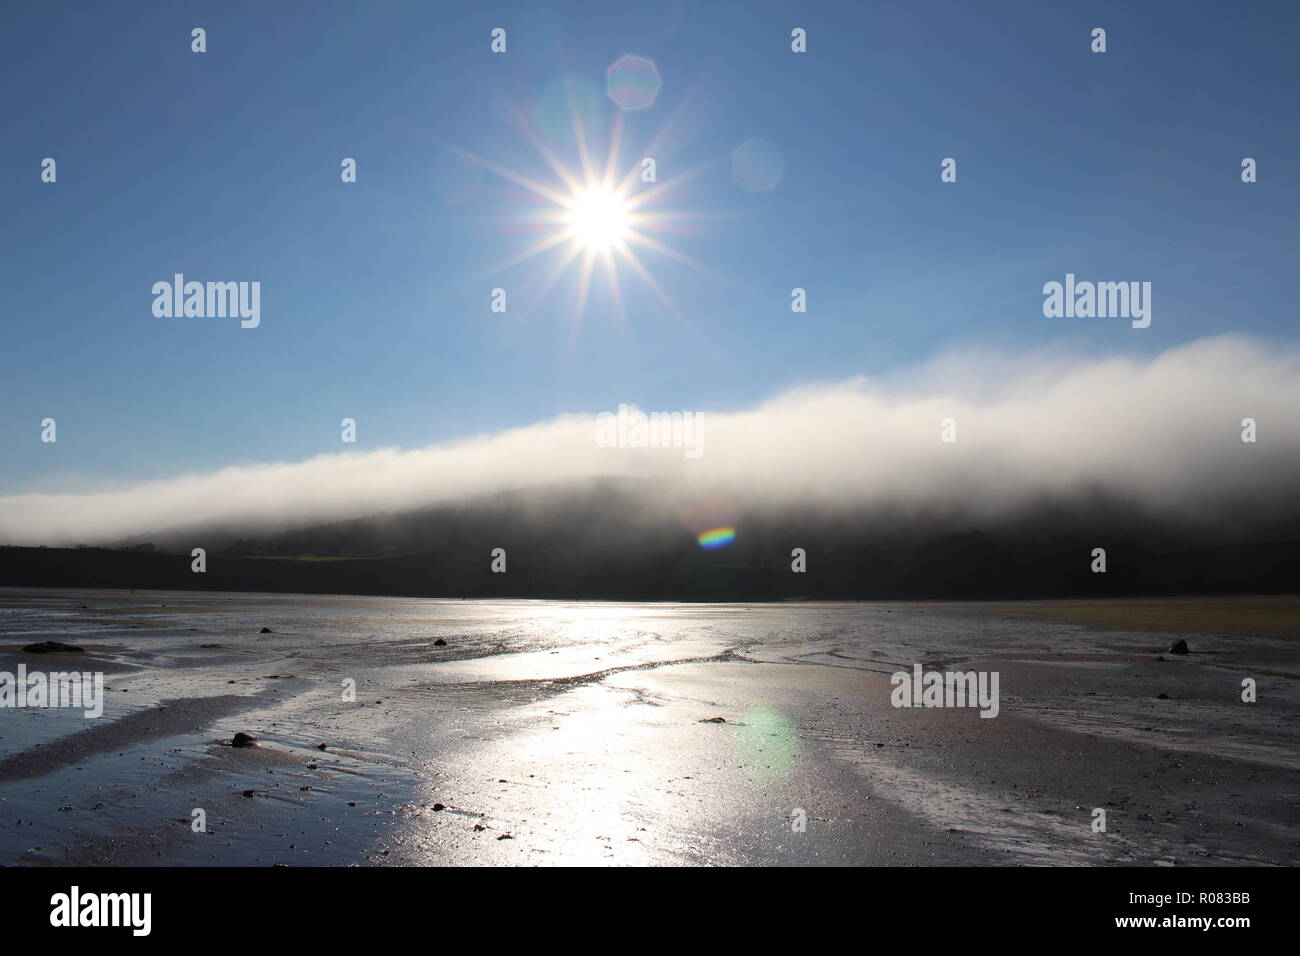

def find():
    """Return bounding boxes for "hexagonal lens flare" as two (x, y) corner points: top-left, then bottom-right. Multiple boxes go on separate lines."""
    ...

(606, 55), (661, 111)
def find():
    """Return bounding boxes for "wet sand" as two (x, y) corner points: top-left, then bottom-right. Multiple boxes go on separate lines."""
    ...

(1, 589), (1296, 866)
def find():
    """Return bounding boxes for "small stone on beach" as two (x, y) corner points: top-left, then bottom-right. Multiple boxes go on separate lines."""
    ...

(22, 640), (84, 654)
(232, 732), (259, 747)
(700, 716), (726, 723)
(1167, 639), (1189, 655)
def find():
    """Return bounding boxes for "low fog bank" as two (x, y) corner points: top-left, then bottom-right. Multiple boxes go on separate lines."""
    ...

(1, 335), (1296, 552)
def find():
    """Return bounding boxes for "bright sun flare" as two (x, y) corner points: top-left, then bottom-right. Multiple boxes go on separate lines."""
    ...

(565, 186), (631, 251)
(465, 96), (719, 334)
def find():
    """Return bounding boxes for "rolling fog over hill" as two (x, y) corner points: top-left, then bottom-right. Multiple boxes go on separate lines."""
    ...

(3, 336), (1298, 600)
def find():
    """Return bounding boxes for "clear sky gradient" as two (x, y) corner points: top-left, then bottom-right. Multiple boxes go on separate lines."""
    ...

(2, 0), (1297, 492)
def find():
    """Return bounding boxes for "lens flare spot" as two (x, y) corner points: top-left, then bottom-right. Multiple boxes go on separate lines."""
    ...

(736, 707), (800, 783)
(696, 526), (735, 550)
(607, 55), (662, 111)
(731, 137), (785, 192)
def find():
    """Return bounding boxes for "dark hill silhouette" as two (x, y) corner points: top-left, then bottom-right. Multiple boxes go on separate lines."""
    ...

(2, 480), (1295, 600)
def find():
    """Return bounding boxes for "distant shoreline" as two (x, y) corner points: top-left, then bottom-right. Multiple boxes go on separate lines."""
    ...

(3, 540), (1297, 603)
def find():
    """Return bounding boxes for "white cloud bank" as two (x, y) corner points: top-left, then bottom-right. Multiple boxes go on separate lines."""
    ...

(1, 335), (1296, 546)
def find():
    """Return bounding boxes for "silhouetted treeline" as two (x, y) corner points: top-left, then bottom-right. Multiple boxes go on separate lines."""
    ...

(1, 480), (1295, 599)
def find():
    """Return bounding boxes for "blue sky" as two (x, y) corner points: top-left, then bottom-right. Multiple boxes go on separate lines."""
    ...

(2, 0), (1297, 492)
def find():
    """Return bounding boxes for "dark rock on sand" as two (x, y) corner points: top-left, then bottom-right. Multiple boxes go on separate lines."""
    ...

(433, 638), (448, 646)
(259, 627), (273, 634)
(232, 732), (259, 747)
(1168, 639), (1189, 655)
(433, 803), (446, 811)
(1156, 693), (1170, 699)
(316, 743), (328, 750)
(22, 640), (84, 654)
(699, 716), (727, 723)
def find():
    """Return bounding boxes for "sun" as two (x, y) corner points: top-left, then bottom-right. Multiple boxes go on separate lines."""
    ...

(462, 86), (722, 335)
(565, 186), (631, 251)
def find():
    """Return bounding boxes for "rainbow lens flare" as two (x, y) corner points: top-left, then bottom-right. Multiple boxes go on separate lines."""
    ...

(696, 526), (735, 550)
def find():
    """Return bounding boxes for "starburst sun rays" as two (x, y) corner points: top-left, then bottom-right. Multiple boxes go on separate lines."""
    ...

(461, 92), (723, 341)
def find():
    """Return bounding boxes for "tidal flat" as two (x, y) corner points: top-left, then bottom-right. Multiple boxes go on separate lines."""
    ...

(1, 589), (1295, 866)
